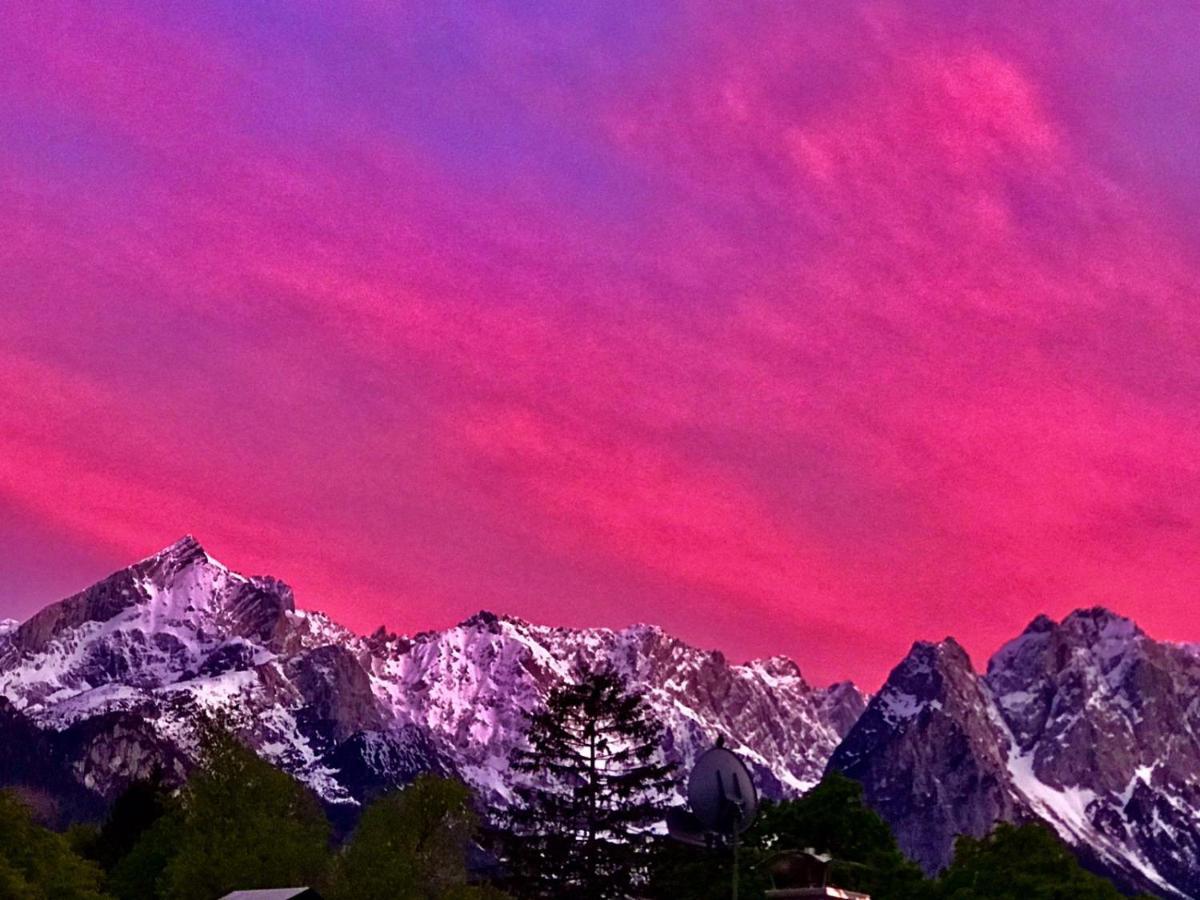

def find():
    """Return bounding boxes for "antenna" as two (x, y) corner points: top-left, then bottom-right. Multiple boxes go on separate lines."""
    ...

(666, 741), (759, 900)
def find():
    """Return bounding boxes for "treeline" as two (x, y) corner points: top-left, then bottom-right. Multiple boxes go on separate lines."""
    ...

(648, 773), (1159, 900)
(0, 721), (504, 900)
(0, 667), (1160, 899)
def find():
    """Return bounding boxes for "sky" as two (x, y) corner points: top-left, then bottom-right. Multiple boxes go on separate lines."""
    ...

(3, 1), (1200, 688)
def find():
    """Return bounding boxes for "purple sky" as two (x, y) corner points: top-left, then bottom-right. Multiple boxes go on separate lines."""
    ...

(3, 1), (1200, 687)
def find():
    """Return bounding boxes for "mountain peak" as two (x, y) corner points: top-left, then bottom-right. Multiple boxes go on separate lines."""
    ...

(141, 534), (213, 572)
(456, 609), (532, 633)
(900, 636), (973, 674)
(1023, 612), (1056, 633)
(1060, 606), (1141, 640)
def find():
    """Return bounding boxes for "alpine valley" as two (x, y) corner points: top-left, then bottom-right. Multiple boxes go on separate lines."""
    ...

(3, 538), (1200, 898)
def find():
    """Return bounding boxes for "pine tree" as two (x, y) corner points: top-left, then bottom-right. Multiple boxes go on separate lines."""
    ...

(502, 665), (677, 898)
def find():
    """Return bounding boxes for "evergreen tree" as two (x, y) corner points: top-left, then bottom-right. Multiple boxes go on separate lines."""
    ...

(0, 790), (110, 900)
(330, 775), (506, 900)
(106, 809), (182, 900)
(502, 665), (677, 898)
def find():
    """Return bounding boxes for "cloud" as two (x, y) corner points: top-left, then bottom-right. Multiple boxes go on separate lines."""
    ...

(3, 1), (1200, 685)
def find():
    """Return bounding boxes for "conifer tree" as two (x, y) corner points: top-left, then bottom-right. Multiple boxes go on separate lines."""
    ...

(501, 665), (676, 898)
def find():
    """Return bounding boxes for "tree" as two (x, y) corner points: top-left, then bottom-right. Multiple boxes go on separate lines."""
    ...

(156, 724), (331, 900)
(106, 809), (182, 900)
(330, 775), (505, 900)
(646, 772), (930, 900)
(0, 789), (110, 900)
(752, 773), (928, 900)
(502, 665), (677, 898)
(936, 821), (1156, 900)
(80, 772), (172, 876)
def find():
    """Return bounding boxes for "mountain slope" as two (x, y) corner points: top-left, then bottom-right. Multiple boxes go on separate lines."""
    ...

(0, 537), (863, 815)
(830, 609), (1200, 898)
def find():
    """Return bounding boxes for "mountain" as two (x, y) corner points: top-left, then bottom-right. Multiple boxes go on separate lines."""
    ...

(829, 608), (1200, 898)
(11, 538), (1200, 896)
(0, 536), (863, 822)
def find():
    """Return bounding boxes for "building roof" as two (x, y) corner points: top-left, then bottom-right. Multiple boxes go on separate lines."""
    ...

(219, 889), (321, 900)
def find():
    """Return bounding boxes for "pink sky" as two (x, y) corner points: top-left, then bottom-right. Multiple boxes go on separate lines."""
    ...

(3, 2), (1200, 687)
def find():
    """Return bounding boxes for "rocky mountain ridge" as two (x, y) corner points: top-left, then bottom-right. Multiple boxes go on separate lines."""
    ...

(6, 538), (1200, 897)
(0, 537), (861, 818)
(829, 607), (1200, 898)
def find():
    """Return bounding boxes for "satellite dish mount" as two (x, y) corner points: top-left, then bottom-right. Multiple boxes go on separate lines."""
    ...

(666, 738), (760, 900)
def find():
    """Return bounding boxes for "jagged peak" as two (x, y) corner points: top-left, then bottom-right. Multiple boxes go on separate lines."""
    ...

(622, 622), (666, 639)
(1060, 606), (1141, 639)
(749, 654), (805, 680)
(134, 534), (224, 583)
(456, 609), (526, 631)
(155, 534), (207, 560)
(1023, 612), (1056, 634)
(899, 636), (972, 672)
(819, 679), (864, 699)
(1009, 607), (1141, 642)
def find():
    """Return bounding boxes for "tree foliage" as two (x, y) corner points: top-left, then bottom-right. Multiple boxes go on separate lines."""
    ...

(647, 772), (928, 899)
(117, 722), (333, 900)
(0, 790), (109, 900)
(330, 774), (504, 900)
(502, 665), (677, 898)
(753, 772), (928, 900)
(106, 808), (182, 900)
(77, 772), (172, 876)
(936, 821), (1157, 900)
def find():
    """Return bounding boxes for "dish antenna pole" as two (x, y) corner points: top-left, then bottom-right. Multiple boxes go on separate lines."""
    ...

(666, 737), (760, 900)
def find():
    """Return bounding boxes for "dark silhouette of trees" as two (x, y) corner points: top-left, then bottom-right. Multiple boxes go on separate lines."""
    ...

(501, 665), (677, 898)
(647, 772), (927, 899)
(109, 721), (330, 900)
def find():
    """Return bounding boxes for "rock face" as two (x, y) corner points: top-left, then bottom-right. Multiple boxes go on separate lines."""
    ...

(13, 539), (1199, 897)
(0, 538), (862, 819)
(0, 698), (106, 828)
(829, 608), (1200, 898)
(828, 639), (1026, 872)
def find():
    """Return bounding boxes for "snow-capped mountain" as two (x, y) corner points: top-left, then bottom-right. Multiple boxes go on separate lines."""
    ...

(0, 536), (863, 821)
(829, 608), (1200, 898)
(11, 538), (1199, 896)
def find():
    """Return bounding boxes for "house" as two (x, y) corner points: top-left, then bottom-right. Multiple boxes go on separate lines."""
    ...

(762, 849), (871, 900)
(219, 889), (322, 900)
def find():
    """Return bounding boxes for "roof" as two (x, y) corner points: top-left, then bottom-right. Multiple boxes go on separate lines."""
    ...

(219, 890), (320, 900)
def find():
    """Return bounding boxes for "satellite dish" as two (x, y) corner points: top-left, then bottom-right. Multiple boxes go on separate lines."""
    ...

(664, 807), (710, 847)
(686, 743), (759, 836)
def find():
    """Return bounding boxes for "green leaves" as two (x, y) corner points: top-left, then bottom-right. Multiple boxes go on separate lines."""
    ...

(0, 790), (109, 900)
(937, 822), (1145, 900)
(157, 726), (332, 900)
(329, 775), (486, 900)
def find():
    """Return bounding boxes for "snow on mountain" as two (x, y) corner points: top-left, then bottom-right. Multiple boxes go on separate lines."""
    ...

(14, 538), (1195, 896)
(0, 537), (863, 818)
(830, 608), (1200, 898)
